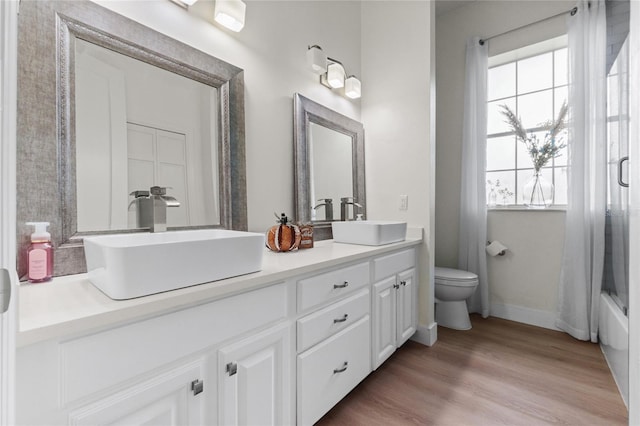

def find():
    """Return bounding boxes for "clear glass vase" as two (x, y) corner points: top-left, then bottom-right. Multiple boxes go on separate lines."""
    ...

(522, 171), (554, 208)
(487, 189), (497, 207)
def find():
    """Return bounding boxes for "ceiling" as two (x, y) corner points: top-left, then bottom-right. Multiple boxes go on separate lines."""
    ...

(435, 0), (477, 17)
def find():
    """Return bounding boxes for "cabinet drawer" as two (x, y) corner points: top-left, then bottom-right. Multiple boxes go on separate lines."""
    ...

(373, 249), (415, 281)
(297, 288), (369, 353)
(297, 316), (371, 426)
(297, 262), (369, 312)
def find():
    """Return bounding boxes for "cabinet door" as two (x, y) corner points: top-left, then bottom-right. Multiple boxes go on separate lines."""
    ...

(396, 268), (417, 347)
(68, 360), (204, 425)
(218, 323), (291, 426)
(373, 276), (397, 369)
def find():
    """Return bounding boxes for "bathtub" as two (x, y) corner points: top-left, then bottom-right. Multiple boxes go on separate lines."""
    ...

(599, 292), (628, 407)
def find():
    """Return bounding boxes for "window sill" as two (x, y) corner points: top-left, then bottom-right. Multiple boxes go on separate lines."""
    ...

(488, 205), (567, 212)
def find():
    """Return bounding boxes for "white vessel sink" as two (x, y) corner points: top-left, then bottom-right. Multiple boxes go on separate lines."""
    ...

(331, 220), (407, 246)
(83, 229), (265, 300)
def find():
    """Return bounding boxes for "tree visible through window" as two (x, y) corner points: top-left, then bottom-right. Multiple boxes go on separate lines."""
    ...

(486, 46), (568, 206)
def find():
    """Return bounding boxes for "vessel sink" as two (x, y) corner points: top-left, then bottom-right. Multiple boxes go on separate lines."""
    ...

(83, 229), (265, 300)
(331, 220), (407, 246)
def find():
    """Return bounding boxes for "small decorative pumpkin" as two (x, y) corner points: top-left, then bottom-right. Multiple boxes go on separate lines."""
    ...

(266, 213), (301, 252)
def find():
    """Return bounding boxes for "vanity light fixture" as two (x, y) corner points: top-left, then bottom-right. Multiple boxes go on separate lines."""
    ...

(169, 0), (198, 9)
(214, 0), (246, 32)
(308, 45), (361, 100)
(344, 75), (361, 99)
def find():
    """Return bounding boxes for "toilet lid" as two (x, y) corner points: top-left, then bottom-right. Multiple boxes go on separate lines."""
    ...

(434, 267), (478, 285)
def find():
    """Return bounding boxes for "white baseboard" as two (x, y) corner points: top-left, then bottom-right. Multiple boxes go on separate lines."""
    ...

(490, 303), (560, 331)
(411, 322), (438, 346)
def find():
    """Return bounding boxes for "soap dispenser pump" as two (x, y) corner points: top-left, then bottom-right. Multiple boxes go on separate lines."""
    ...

(26, 222), (53, 283)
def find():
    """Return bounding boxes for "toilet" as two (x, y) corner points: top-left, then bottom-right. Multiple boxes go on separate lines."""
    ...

(434, 267), (479, 330)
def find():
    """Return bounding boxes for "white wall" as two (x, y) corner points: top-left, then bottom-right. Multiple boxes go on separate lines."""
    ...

(362, 1), (436, 341)
(487, 210), (565, 329)
(436, 1), (573, 327)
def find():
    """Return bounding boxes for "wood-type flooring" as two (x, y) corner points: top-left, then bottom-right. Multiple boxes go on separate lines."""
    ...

(317, 315), (628, 425)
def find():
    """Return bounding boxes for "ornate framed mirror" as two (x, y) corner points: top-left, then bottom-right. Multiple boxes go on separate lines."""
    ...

(293, 93), (365, 240)
(17, 0), (247, 277)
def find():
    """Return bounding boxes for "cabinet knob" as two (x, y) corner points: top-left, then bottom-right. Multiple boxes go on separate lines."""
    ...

(333, 313), (349, 323)
(393, 283), (400, 290)
(400, 280), (407, 286)
(333, 361), (349, 374)
(191, 379), (204, 396)
(333, 281), (349, 289)
(226, 362), (238, 376)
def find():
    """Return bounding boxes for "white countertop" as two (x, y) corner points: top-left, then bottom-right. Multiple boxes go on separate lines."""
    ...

(18, 232), (422, 347)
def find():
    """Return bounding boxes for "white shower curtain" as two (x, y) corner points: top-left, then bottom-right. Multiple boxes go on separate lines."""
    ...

(458, 37), (489, 318)
(556, 0), (607, 342)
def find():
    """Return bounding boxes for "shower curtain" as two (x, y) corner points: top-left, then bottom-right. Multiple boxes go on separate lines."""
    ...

(556, 0), (607, 342)
(458, 37), (489, 318)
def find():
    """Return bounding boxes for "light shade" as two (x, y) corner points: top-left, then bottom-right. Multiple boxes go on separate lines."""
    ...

(307, 45), (327, 75)
(345, 76), (361, 99)
(327, 62), (345, 89)
(214, 0), (246, 32)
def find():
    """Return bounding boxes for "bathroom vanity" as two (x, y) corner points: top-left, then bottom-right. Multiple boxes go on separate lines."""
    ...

(16, 235), (421, 425)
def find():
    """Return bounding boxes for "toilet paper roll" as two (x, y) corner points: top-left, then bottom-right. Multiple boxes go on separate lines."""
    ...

(486, 240), (507, 257)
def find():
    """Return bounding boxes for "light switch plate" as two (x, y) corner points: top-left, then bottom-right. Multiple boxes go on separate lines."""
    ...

(399, 195), (408, 211)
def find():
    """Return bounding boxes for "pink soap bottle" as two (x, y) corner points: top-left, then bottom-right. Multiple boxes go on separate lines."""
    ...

(26, 222), (53, 283)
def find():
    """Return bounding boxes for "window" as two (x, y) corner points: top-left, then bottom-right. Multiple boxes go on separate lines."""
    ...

(486, 41), (568, 206)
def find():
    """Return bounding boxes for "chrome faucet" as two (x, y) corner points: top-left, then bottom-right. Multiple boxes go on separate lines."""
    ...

(314, 198), (334, 221)
(340, 197), (363, 221)
(129, 186), (180, 232)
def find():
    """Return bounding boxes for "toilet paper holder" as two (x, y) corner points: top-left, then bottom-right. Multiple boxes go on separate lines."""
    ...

(486, 240), (507, 256)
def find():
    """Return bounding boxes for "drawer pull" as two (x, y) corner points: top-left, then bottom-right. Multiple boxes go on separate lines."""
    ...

(191, 379), (204, 396)
(333, 361), (349, 374)
(226, 362), (237, 376)
(333, 281), (349, 289)
(333, 314), (349, 323)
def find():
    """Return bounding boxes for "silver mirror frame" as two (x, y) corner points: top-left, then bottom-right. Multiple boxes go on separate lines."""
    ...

(293, 93), (365, 241)
(17, 0), (247, 277)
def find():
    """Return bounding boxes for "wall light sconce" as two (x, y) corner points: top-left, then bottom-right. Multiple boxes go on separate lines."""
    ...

(307, 45), (327, 75)
(170, 0), (199, 8)
(307, 45), (361, 100)
(170, 0), (247, 33)
(214, 0), (246, 32)
(325, 62), (345, 89)
(344, 76), (361, 99)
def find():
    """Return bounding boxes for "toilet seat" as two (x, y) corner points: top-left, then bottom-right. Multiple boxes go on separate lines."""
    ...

(434, 267), (478, 287)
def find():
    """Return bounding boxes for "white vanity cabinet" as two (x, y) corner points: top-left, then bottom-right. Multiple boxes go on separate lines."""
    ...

(17, 239), (422, 425)
(296, 264), (372, 425)
(372, 249), (417, 369)
(16, 283), (290, 425)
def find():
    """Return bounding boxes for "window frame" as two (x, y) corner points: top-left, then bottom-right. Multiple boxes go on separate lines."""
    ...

(486, 39), (569, 208)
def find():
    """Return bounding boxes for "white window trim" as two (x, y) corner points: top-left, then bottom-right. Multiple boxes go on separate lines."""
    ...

(487, 36), (569, 207)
